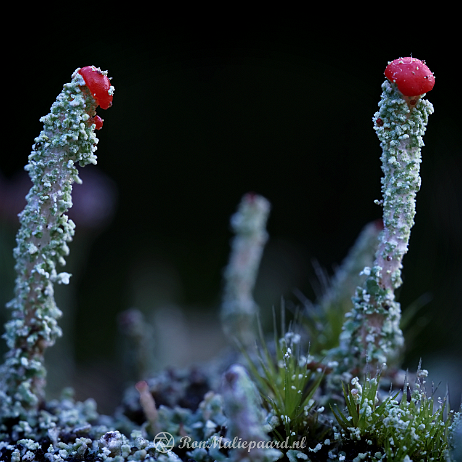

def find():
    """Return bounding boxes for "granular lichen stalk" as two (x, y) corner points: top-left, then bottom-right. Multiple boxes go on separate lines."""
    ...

(374, 78), (434, 290)
(0, 67), (114, 420)
(373, 71), (433, 290)
(338, 59), (434, 370)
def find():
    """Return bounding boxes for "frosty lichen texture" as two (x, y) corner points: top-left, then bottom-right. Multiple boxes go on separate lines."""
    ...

(0, 68), (114, 419)
(338, 80), (434, 369)
(221, 193), (271, 346)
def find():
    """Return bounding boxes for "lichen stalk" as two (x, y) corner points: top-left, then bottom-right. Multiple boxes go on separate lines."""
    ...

(339, 80), (434, 369)
(0, 68), (114, 418)
(374, 82), (433, 291)
(221, 193), (271, 346)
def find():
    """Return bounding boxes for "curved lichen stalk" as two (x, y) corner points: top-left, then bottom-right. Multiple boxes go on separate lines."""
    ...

(0, 67), (114, 419)
(339, 58), (434, 370)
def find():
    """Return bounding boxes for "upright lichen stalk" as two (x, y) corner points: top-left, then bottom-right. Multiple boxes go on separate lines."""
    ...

(0, 67), (114, 419)
(339, 59), (434, 370)
(373, 82), (433, 291)
(221, 193), (271, 346)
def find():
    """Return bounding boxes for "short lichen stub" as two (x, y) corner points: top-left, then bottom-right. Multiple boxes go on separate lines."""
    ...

(0, 67), (114, 418)
(340, 59), (434, 369)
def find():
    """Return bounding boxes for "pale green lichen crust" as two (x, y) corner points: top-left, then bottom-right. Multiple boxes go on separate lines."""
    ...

(0, 68), (113, 420)
(338, 81), (434, 369)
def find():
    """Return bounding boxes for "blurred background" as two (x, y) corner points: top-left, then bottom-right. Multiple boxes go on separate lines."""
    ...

(0, 22), (460, 413)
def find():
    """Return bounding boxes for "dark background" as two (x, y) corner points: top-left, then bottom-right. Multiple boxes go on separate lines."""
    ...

(1, 22), (460, 412)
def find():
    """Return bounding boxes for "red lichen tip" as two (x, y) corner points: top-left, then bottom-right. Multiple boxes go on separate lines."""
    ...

(384, 57), (435, 97)
(78, 66), (113, 109)
(135, 381), (149, 393)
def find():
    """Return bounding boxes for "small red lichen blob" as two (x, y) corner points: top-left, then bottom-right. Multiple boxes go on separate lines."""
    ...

(78, 66), (113, 109)
(384, 57), (435, 97)
(89, 115), (104, 130)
